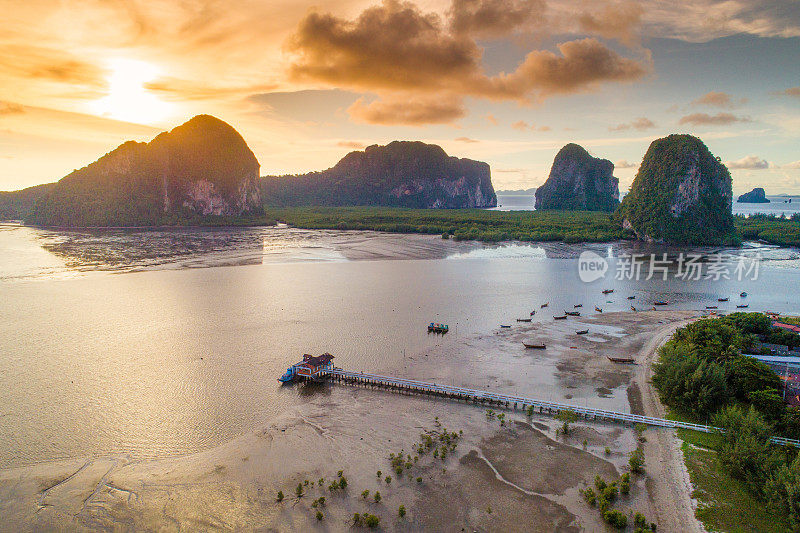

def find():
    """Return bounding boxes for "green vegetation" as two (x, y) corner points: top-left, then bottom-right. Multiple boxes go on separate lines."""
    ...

(266, 206), (630, 243)
(556, 409), (578, 435)
(653, 313), (800, 531)
(616, 134), (737, 245)
(736, 214), (800, 247)
(257, 206), (800, 247)
(276, 490), (283, 502)
(582, 472), (653, 530)
(684, 443), (789, 532)
(353, 512), (381, 528)
(629, 448), (644, 474)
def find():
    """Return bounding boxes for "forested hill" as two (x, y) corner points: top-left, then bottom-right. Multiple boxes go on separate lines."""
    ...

(260, 141), (497, 209)
(616, 134), (736, 245)
(19, 115), (263, 227)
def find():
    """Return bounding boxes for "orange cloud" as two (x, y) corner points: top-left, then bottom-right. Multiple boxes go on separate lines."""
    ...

(777, 87), (800, 98)
(448, 0), (546, 39)
(609, 117), (655, 131)
(348, 95), (466, 126)
(678, 112), (751, 126)
(691, 91), (745, 108)
(0, 101), (25, 116)
(336, 140), (366, 149)
(287, 1), (648, 124)
(577, 1), (644, 47)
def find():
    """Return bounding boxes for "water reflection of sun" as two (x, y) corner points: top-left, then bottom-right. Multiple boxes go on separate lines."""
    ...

(90, 58), (174, 125)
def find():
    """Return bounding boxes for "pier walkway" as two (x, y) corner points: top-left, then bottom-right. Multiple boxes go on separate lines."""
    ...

(327, 368), (800, 448)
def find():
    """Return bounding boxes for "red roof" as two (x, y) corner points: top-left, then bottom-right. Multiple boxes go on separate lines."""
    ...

(301, 353), (335, 367)
(774, 322), (800, 333)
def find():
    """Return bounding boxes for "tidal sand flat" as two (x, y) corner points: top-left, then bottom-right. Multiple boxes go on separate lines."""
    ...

(0, 310), (700, 531)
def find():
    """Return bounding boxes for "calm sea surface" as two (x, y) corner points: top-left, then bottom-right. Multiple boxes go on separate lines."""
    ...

(1, 222), (800, 469)
(495, 193), (800, 216)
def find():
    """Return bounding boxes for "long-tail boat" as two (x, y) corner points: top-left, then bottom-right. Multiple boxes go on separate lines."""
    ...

(607, 356), (635, 364)
(523, 342), (546, 349)
(564, 310), (581, 316)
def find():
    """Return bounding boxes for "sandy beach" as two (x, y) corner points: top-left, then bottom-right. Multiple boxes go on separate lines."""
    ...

(0, 310), (704, 532)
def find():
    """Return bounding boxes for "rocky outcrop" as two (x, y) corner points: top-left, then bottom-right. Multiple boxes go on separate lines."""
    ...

(261, 141), (496, 208)
(616, 134), (735, 245)
(738, 187), (770, 203)
(27, 115), (261, 226)
(534, 144), (619, 211)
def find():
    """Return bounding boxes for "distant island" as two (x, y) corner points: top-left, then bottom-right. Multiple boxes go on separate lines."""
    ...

(737, 187), (770, 203)
(496, 188), (537, 195)
(534, 144), (619, 212)
(616, 134), (736, 245)
(261, 141), (496, 209)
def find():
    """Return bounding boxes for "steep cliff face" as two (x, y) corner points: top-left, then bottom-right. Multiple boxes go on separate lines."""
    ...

(738, 187), (770, 203)
(27, 115), (261, 226)
(261, 141), (496, 208)
(616, 134), (735, 244)
(534, 144), (619, 211)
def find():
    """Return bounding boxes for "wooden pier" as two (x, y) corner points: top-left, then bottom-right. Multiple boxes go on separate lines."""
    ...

(326, 368), (800, 448)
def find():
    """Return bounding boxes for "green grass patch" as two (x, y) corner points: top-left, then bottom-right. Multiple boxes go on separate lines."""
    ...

(265, 206), (632, 243)
(262, 206), (800, 247)
(682, 444), (788, 533)
(666, 410), (723, 450)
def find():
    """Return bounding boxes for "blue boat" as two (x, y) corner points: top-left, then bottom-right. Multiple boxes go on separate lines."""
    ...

(278, 366), (295, 383)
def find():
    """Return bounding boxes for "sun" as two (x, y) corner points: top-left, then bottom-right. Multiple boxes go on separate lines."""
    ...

(90, 58), (174, 125)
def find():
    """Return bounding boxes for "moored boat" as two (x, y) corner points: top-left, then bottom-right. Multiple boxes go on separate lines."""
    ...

(574, 304), (583, 308)
(554, 315), (567, 320)
(278, 367), (295, 383)
(706, 305), (718, 309)
(627, 295), (636, 300)
(523, 342), (546, 349)
(718, 297), (729, 302)
(654, 301), (669, 306)
(517, 318), (532, 322)
(576, 329), (589, 335)
(529, 310), (536, 316)
(602, 289), (614, 294)
(428, 323), (449, 334)
(595, 307), (603, 312)
(740, 292), (748, 298)
(630, 306), (637, 311)
(564, 310), (581, 316)
(607, 356), (635, 364)
(500, 324), (511, 328)
(737, 304), (749, 308)
(541, 303), (549, 308)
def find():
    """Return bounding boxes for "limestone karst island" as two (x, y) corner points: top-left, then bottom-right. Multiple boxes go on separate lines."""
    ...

(2, 2), (800, 533)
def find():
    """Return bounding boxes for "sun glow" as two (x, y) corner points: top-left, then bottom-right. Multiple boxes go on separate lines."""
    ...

(90, 58), (174, 125)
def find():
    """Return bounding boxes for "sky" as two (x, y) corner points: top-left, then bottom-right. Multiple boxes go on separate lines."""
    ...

(1, 0), (799, 194)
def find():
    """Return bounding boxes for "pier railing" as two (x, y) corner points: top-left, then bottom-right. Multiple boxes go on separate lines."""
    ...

(328, 368), (800, 448)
